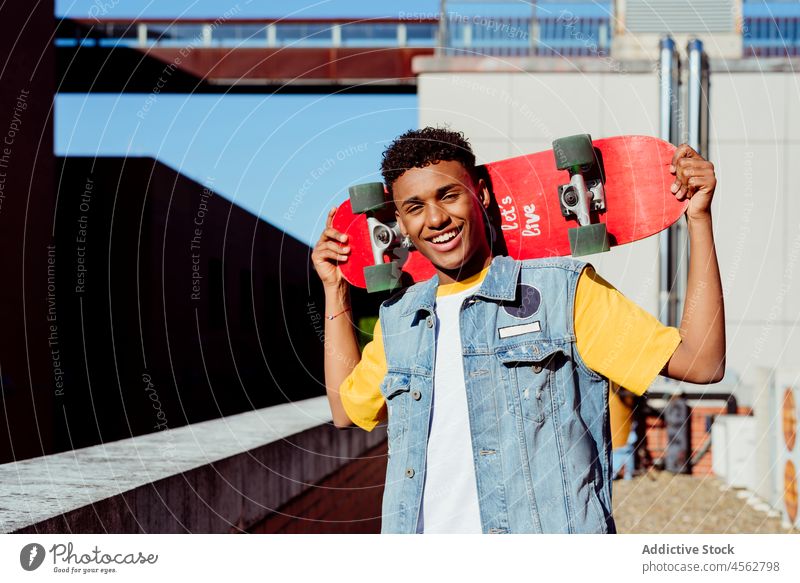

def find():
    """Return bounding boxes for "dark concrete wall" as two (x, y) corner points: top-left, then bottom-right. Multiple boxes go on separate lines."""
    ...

(251, 439), (386, 534)
(1, 2), (389, 464)
(13, 419), (387, 534)
(25, 156), (323, 460)
(0, 153), (385, 463)
(0, 1), (56, 463)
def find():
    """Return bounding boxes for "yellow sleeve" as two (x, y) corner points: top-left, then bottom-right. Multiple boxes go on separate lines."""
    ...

(574, 266), (681, 396)
(338, 318), (388, 431)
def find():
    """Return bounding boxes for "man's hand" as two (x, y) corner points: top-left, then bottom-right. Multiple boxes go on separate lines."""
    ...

(669, 144), (716, 221)
(312, 207), (351, 289)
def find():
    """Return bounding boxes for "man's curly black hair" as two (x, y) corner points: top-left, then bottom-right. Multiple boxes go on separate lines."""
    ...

(380, 126), (477, 195)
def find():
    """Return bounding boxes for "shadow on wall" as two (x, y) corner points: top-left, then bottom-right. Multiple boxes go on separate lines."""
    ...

(0, 156), (385, 463)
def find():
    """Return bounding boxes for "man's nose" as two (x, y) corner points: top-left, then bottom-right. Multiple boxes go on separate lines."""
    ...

(424, 202), (448, 227)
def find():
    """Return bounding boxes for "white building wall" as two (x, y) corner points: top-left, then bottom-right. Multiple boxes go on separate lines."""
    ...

(710, 71), (800, 390)
(416, 59), (800, 392)
(418, 65), (662, 316)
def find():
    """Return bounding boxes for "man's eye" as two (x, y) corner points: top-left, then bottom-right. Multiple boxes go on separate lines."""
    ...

(407, 205), (422, 214)
(443, 192), (459, 200)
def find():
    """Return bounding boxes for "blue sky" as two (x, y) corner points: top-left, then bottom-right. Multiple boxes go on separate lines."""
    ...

(56, 94), (416, 245)
(55, 0), (443, 19)
(55, 0), (609, 20)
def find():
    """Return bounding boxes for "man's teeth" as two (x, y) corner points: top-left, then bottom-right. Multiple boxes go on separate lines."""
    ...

(431, 229), (458, 244)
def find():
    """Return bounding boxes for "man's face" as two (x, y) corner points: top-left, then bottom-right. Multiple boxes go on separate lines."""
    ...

(392, 160), (490, 274)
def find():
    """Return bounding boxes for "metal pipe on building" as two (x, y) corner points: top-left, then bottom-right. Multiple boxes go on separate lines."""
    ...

(687, 38), (709, 157)
(657, 39), (711, 476)
(438, 0), (448, 55)
(676, 38), (710, 319)
(658, 37), (680, 327)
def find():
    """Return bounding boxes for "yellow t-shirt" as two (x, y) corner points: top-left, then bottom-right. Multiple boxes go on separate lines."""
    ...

(609, 387), (637, 449)
(340, 264), (681, 431)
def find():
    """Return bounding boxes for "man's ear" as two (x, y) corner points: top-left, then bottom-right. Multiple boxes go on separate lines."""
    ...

(476, 178), (491, 209)
(395, 208), (407, 237)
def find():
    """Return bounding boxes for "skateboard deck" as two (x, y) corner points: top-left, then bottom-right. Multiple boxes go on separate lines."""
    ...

(332, 135), (688, 291)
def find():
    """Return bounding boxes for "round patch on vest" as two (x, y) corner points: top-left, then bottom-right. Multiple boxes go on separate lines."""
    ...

(502, 284), (541, 319)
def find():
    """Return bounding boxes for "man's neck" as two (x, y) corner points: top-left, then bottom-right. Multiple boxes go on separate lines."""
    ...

(435, 251), (493, 286)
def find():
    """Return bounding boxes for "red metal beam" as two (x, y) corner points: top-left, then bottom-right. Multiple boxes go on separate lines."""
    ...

(144, 47), (434, 83)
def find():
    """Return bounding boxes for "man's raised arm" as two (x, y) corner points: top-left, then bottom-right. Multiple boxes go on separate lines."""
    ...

(662, 144), (726, 383)
(311, 207), (358, 427)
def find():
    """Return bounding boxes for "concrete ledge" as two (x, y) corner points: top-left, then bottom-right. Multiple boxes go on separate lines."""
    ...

(0, 397), (386, 533)
(413, 55), (800, 75)
(413, 55), (657, 74)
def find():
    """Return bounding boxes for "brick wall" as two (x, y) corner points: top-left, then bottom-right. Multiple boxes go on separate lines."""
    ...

(251, 441), (388, 534)
(645, 407), (753, 476)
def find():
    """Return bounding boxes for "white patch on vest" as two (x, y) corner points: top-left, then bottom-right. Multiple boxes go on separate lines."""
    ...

(498, 321), (541, 338)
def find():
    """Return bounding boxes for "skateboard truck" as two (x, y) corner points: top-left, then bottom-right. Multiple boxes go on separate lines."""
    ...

(552, 133), (610, 257)
(347, 182), (403, 293)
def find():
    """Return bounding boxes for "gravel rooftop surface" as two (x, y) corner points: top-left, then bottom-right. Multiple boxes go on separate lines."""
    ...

(612, 470), (799, 534)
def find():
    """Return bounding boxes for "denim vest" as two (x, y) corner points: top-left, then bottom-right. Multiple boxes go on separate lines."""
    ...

(377, 255), (614, 534)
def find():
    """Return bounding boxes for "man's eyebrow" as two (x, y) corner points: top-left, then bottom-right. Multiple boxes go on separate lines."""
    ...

(400, 195), (423, 208)
(435, 182), (461, 195)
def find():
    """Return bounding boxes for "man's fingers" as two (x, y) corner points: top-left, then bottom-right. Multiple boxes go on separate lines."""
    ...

(672, 168), (715, 199)
(673, 143), (698, 162)
(324, 241), (349, 255)
(672, 163), (690, 193)
(670, 143), (699, 170)
(671, 159), (709, 191)
(324, 227), (348, 243)
(325, 207), (336, 229)
(668, 148), (716, 207)
(317, 249), (347, 263)
(313, 239), (349, 260)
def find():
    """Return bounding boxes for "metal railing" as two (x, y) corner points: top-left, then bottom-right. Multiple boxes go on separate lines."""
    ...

(743, 1), (800, 56)
(743, 15), (800, 56)
(54, 15), (612, 57)
(440, 14), (611, 57)
(55, 7), (800, 59)
(55, 18), (440, 49)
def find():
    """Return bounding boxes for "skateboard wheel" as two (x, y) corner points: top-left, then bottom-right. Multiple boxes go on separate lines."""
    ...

(568, 223), (610, 257)
(552, 134), (594, 170)
(349, 182), (387, 214)
(364, 262), (402, 293)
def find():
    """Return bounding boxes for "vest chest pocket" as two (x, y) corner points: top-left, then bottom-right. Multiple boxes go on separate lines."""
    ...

(381, 374), (412, 450)
(497, 344), (566, 424)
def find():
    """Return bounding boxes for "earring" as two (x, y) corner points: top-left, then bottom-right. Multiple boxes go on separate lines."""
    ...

(401, 234), (415, 249)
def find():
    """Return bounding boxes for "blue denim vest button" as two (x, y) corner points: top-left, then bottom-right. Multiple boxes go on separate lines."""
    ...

(405, 467), (415, 478)
(426, 315), (434, 328)
(411, 389), (422, 400)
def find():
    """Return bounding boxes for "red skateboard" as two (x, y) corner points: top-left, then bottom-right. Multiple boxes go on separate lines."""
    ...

(332, 134), (687, 292)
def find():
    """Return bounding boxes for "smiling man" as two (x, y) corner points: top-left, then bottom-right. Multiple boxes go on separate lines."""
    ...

(390, 155), (491, 282)
(311, 126), (725, 534)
